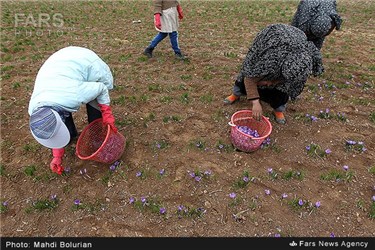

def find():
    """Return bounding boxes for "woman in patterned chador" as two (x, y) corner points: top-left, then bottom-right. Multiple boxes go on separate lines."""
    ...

(223, 24), (324, 124)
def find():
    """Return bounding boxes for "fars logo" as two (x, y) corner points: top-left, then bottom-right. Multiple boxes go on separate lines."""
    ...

(289, 241), (297, 247)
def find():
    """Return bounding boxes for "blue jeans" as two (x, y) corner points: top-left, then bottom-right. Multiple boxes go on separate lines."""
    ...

(149, 31), (181, 54)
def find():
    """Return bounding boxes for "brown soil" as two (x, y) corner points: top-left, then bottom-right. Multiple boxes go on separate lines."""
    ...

(1, 0), (374, 240)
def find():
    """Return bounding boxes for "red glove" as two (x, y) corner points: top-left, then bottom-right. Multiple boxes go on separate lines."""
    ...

(177, 5), (183, 20)
(154, 13), (161, 30)
(50, 148), (65, 175)
(98, 104), (118, 133)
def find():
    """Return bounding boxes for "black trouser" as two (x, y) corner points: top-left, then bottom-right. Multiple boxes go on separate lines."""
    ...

(234, 79), (289, 110)
(64, 104), (102, 140)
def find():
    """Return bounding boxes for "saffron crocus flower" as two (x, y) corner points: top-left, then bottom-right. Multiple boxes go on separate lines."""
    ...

(267, 168), (273, 173)
(204, 170), (212, 176)
(129, 197), (135, 204)
(229, 192), (236, 199)
(243, 176), (249, 182)
(194, 176), (202, 182)
(2, 201), (8, 206)
(109, 164), (116, 171)
(281, 193), (288, 199)
(136, 171), (142, 177)
(51, 194), (57, 200)
(177, 205), (185, 211)
(141, 197), (147, 203)
(274, 233), (281, 237)
(159, 169), (165, 175)
(188, 172), (195, 178)
(74, 199), (81, 206)
(298, 199), (304, 206)
(265, 189), (271, 195)
(315, 201), (321, 208)
(343, 165), (349, 171)
(372, 196), (375, 202)
(330, 232), (335, 237)
(325, 149), (332, 154)
(64, 167), (71, 174)
(305, 145), (311, 151)
(159, 207), (166, 214)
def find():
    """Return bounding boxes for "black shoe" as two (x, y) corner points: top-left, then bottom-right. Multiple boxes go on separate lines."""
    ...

(175, 52), (186, 60)
(143, 47), (154, 58)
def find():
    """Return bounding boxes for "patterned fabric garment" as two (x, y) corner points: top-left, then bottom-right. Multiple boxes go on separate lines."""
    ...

(237, 23), (324, 100)
(291, 0), (342, 49)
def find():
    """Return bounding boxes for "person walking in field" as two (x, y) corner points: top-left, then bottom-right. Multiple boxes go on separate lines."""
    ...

(28, 46), (118, 175)
(291, 0), (342, 50)
(143, 0), (186, 60)
(223, 24), (324, 124)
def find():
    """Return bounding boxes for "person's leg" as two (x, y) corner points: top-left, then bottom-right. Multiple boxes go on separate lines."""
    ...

(86, 101), (102, 123)
(63, 113), (78, 140)
(169, 31), (182, 56)
(258, 88), (288, 124)
(224, 75), (245, 105)
(144, 32), (168, 58)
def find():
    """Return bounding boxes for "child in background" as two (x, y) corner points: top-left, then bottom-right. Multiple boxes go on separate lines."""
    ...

(143, 0), (186, 60)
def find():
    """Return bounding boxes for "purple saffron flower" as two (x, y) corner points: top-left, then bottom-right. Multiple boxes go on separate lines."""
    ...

(218, 144), (224, 149)
(189, 171), (195, 178)
(343, 165), (349, 171)
(298, 199), (304, 206)
(325, 149), (332, 154)
(265, 189), (271, 195)
(315, 201), (321, 208)
(346, 140), (356, 145)
(305, 145), (311, 151)
(109, 164), (116, 171)
(281, 193), (288, 199)
(50, 194), (57, 200)
(64, 167), (71, 174)
(311, 116), (318, 122)
(330, 232), (335, 237)
(136, 171), (142, 177)
(274, 233), (281, 237)
(204, 170), (212, 176)
(267, 168), (273, 173)
(194, 176), (202, 182)
(2, 201), (8, 206)
(229, 192), (236, 199)
(159, 207), (166, 214)
(129, 197), (135, 204)
(141, 197), (147, 203)
(243, 176), (249, 182)
(177, 205), (185, 211)
(74, 199), (81, 206)
(156, 143), (161, 149)
(159, 169), (165, 175)
(372, 196), (375, 202)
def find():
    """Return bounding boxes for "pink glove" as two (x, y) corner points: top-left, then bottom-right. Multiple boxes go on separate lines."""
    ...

(154, 13), (161, 30)
(50, 148), (65, 175)
(177, 5), (183, 20)
(98, 104), (118, 133)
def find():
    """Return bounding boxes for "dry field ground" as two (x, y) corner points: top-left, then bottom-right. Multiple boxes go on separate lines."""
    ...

(1, 0), (374, 240)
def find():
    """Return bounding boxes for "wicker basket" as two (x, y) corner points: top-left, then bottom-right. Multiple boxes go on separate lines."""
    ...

(229, 110), (272, 152)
